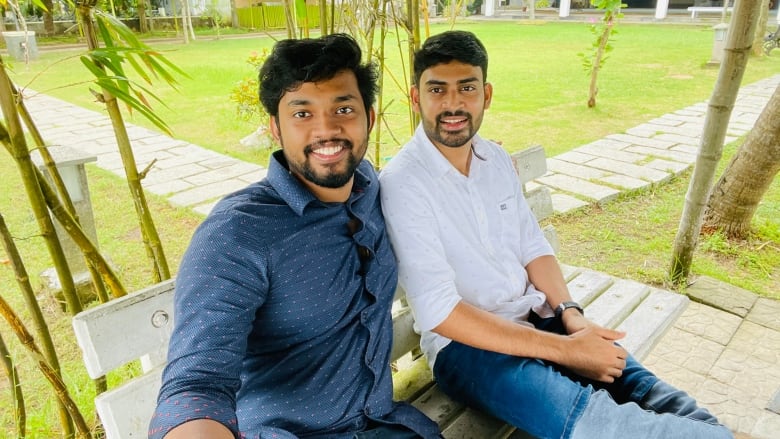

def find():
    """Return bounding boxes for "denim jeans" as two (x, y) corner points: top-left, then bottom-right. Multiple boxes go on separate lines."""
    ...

(432, 314), (732, 439)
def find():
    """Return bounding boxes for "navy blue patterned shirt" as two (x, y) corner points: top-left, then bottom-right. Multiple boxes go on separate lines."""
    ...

(150, 151), (440, 439)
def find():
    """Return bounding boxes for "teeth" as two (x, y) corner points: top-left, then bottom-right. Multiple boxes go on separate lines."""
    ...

(315, 145), (343, 156)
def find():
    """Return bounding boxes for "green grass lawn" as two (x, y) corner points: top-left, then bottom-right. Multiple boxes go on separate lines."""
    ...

(1, 19), (779, 436)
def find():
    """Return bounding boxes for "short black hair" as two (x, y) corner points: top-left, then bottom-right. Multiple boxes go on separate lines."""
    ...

(259, 33), (378, 118)
(413, 30), (488, 86)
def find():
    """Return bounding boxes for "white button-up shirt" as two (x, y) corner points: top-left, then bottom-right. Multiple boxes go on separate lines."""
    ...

(380, 126), (555, 368)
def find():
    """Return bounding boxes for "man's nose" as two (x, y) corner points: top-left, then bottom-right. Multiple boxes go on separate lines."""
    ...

(313, 114), (342, 138)
(441, 90), (464, 111)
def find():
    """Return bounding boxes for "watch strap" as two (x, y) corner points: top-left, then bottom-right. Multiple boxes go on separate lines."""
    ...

(555, 301), (584, 318)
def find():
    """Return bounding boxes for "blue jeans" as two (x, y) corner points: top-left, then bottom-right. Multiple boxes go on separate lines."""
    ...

(432, 314), (731, 439)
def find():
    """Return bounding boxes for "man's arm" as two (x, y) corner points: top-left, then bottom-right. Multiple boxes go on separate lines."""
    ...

(164, 419), (235, 439)
(432, 299), (627, 382)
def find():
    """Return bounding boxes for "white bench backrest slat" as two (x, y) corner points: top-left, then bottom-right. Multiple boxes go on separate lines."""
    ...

(72, 279), (175, 379)
(95, 366), (163, 439)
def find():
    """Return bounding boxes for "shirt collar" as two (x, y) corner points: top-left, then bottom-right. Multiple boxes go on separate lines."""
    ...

(412, 124), (487, 179)
(266, 149), (374, 216)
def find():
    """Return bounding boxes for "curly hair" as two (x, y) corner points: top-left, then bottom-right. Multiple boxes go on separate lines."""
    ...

(413, 30), (488, 86)
(259, 34), (378, 118)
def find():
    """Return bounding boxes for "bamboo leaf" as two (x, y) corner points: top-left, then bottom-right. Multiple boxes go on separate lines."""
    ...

(79, 56), (109, 79)
(97, 79), (172, 134)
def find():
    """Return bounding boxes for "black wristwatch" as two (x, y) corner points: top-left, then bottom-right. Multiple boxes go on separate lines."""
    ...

(555, 301), (584, 318)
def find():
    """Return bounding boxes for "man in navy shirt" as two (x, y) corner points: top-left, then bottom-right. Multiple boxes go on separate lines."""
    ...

(149, 34), (440, 439)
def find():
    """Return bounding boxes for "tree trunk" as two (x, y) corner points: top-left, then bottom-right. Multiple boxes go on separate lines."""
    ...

(229, 0), (238, 27)
(43, 0), (55, 36)
(587, 12), (615, 108)
(139, 0), (149, 33)
(703, 84), (780, 237)
(669, 0), (761, 284)
(752, 0), (770, 56)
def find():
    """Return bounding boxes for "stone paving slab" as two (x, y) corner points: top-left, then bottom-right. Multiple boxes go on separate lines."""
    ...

(687, 276), (758, 318)
(746, 298), (780, 332)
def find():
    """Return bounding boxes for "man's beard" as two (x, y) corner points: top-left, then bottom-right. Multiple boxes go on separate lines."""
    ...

(424, 110), (477, 148)
(289, 138), (363, 189)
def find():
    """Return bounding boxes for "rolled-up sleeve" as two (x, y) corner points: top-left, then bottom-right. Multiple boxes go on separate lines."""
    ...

(149, 214), (267, 438)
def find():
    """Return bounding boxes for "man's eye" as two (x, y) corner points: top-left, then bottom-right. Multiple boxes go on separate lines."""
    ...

(429, 87), (443, 94)
(293, 111), (310, 118)
(462, 85), (476, 92)
(336, 107), (354, 114)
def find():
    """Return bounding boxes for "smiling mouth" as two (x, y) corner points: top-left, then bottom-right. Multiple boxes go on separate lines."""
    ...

(306, 139), (352, 160)
(438, 113), (470, 131)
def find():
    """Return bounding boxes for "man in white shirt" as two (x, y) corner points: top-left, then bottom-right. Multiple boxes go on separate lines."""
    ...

(379, 30), (733, 439)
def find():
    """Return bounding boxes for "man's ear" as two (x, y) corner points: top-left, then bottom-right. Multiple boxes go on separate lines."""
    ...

(484, 82), (493, 111)
(269, 116), (281, 143)
(410, 85), (421, 113)
(368, 107), (376, 132)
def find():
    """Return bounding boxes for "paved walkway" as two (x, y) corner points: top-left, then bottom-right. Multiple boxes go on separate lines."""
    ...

(15, 74), (780, 437)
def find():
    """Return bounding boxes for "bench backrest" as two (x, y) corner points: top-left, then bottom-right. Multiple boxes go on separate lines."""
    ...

(72, 280), (175, 437)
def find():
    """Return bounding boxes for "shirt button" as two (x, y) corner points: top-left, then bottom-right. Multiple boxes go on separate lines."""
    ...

(365, 407), (373, 416)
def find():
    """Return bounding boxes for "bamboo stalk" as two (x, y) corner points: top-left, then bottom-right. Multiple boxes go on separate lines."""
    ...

(0, 331), (25, 438)
(0, 63), (82, 317)
(0, 212), (67, 416)
(0, 294), (92, 438)
(77, 3), (172, 284)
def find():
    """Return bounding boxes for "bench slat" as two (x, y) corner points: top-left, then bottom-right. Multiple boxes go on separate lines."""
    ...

(72, 280), (175, 378)
(617, 288), (689, 360)
(95, 366), (163, 439)
(585, 279), (650, 329)
(440, 408), (515, 439)
(567, 270), (614, 306)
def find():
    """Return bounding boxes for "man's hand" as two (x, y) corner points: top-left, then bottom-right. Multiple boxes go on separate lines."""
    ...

(562, 324), (628, 383)
(560, 308), (591, 335)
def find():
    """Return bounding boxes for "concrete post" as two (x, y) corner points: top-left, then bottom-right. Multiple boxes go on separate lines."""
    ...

(485, 0), (496, 17)
(709, 23), (729, 65)
(559, 0), (571, 18)
(32, 146), (101, 303)
(655, 0), (669, 19)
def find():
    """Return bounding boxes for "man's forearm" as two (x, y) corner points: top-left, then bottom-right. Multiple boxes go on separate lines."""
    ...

(432, 301), (570, 362)
(525, 255), (573, 310)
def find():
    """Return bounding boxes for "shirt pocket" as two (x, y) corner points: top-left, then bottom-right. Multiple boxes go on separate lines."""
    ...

(496, 195), (522, 243)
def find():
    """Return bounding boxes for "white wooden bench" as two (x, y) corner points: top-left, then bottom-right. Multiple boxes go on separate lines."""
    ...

(72, 146), (689, 439)
(687, 6), (731, 18)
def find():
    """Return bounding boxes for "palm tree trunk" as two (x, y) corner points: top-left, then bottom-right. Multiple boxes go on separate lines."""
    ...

(703, 85), (780, 237)
(669, 0), (761, 284)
